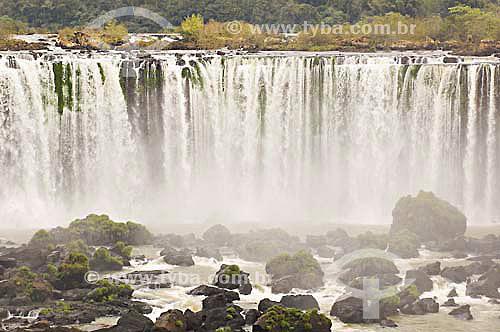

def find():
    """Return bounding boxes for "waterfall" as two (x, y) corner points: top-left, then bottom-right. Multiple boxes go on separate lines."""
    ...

(0, 53), (498, 226)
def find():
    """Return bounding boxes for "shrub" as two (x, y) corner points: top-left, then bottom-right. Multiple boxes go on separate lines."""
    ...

(90, 247), (123, 271)
(85, 279), (133, 303)
(56, 252), (90, 290)
(180, 14), (204, 41)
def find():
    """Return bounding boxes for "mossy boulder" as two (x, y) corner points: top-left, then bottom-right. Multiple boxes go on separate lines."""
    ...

(27, 214), (153, 248)
(90, 247), (124, 272)
(254, 305), (331, 332)
(388, 229), (420, 258)
(338, 257), (399, 285)
(85, 279), (133, 303)
(213, 264), (252, 295)
(266, 250), (324, 293)
(54, 252), (90, 290)
(155, 309), (187, 332)
(391, 191), (467, 242)
(0, 266), (53, 304)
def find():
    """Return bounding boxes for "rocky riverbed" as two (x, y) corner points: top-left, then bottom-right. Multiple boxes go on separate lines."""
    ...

(1, 192), (500, 332)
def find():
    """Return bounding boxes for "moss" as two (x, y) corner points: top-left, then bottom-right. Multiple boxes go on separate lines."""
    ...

(85, 279), (133, 303)
(175, 320), (184, 327)
(258, 305), (331, 332)
(97, 63), (106, 84)
(226, 306), (237, 314)
(225, 314), (233, 320)
(53, 63), (65, 115)
(215, 327), (231, 332)
(56, 252), (90, 290)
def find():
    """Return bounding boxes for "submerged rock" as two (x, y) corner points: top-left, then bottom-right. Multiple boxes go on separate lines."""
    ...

(390, 191), (467, 242)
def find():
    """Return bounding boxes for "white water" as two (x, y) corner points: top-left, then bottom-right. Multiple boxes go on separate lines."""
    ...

(0, 53), (498, 227)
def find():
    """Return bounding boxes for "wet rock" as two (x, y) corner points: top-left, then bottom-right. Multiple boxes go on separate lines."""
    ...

(258, 298), (281, 313)
(155, 309), (186, 332)
(441, 266), (469, 283)
(0, 257), (17, 269)
(213, 264), (252, 295)
(203, 224), (232, 246)
(62, 289), (89, 301)
(0, 308), (8, 319)
(330, 295), (376, 323)
(339, 257), (399, 285)
(199, 304), (245, 331)
(390, 191), (467, 242)
(449, 305), (473, 320)
(405, 270), (433, 293)
(466, 266), (500, 298)
(195, 246), (223, 261)
(184, 309), (201, 331)
(97, 310), (154, 332)
(419, 261), (441, 276)
(256, 305), (331, 332)
(244, 308), (259, 325)
(401, 298), (439, 315)
(447, 288), (458, 297)
(443, 57), (459, 63)
(162, 247), (195, 267)
(388, 229), (420, 258)
(443, 298), (459, 307)
(187, 285), (227, 296)
(280, 295), (320, 311)
(202, 291), (240, 310)
(266, 250), (324, 294)
(10, 295), (33, 306)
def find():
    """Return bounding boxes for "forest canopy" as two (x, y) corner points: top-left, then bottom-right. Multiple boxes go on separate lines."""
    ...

(0, 0), (498, 32)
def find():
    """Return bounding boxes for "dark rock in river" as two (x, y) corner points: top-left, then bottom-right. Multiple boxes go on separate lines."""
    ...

(155, 309), (187, 332)
(195, 246), (223, 261)
(280, 294), (320, 310)
(96, 310), (154, 332)
(203, 224), (232, 246)
(405, 270), (433, 294)
(255, 305), (331, 332)
(188, 285), (227, 296)
(466, 266), (500, 298)
(390, 191), (467, 242)
(448, 288), (458, 297)
(266, 250), (324, 293)
(419, 261), (441, 276)
(449, 305), (473, 320)
(213, 264), (252, 295)
(162, 247), (195, 267)
(443, 298), (459, 307)
(339, 257), (399, 285)
(258, 298), (281, 313)
(441, 266), (469, 283)
(401, 298), (439, 315)
(244, 308), (259, 325)
(202, 291), (240, 310)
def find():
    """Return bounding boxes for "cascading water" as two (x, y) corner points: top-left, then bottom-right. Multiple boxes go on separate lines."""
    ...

(0, 52), (498, 226)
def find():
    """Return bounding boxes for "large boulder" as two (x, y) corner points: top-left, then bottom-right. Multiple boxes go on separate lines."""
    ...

(198, 304), (245, 331)
(97, 310), (154, 332)
(405, 270), (433, 294)
(162, 247), (195, 267)
(280, 295), (320, 310)
(258, 298), (281, 313)
(388, 230), (420, 258)
(203, 224), (232, 246)
(330, 295), (375, 323)
(255, 305), (331, 332)
(466, 266), (500, 298)
(419, 262), (441, 276)
(202, 291), (240, 310)
(338, 257), (399, 285)
(390, 191), (467, 242)
(441, 266), (470, 283)
(155, 309), (187, 332)
(213, 264), (252, 295)
(400, 298), (439, 315)
(449, 305), (473, 320)
(266, 250), (324, 294)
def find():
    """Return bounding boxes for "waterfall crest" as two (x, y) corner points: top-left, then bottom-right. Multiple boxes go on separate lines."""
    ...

(0, 53), (498, 226)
